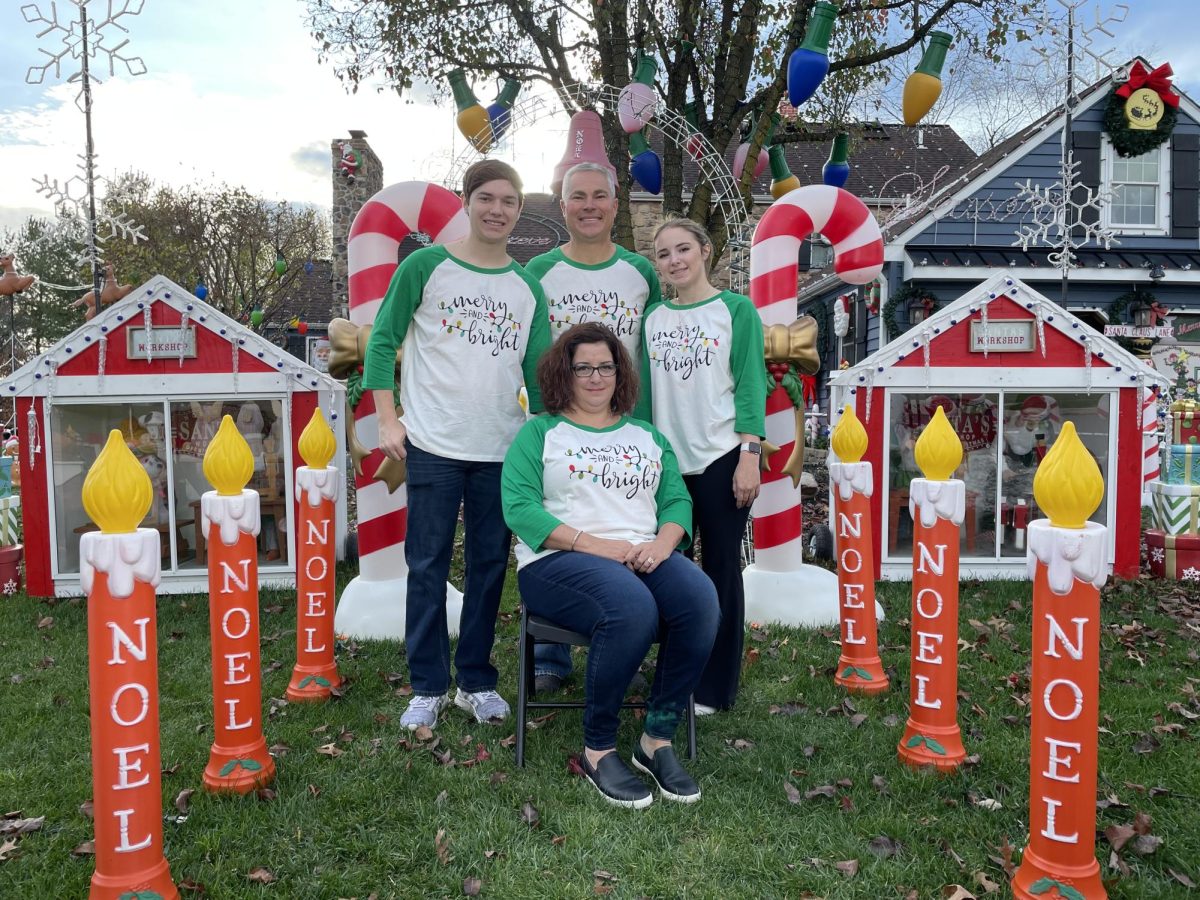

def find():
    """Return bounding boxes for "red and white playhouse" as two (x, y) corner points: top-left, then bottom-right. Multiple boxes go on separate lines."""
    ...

(829, 273), (1164, 581)
(0, 275), (347, 596)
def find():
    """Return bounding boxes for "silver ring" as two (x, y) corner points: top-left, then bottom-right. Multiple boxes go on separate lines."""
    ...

(647, 556), (655, 564)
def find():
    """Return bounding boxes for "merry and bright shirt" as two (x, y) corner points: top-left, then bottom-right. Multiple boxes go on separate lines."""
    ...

(363, 245), (550, 461)
(639, 291), (767, 475)
(523, 245), (660, 362)
(502, 415), (692, 570)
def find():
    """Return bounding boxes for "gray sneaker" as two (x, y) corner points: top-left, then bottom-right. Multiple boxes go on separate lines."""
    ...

(454, 688), (510, 724)
(401, 693), (449, 730)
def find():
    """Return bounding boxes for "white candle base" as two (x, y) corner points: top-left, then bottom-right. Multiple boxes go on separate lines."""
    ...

(743, 562), (884, 628)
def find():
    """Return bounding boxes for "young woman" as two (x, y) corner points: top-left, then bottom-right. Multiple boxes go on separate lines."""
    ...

(641, 218), (768, 714)
(502, 323), (718, 808)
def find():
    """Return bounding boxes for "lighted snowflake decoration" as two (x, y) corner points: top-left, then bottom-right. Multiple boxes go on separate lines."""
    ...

(1012, 157), (1118, 273)
(1150, 546), (1165, 563)
(30, 160), (146, 265)
(23, 0), (147, 107)
(1024, 0), (1130, 100)
(1, 579), (16, 596)
(1181, 566), (1200, 582)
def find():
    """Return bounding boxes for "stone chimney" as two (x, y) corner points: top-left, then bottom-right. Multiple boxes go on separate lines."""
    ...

(330, 130), (384, 318)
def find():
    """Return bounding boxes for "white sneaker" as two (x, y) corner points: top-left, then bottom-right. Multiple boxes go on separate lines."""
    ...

(454, 688), (510, 724)
(401, 693), (449, 730)
(694, 704), (718, 716)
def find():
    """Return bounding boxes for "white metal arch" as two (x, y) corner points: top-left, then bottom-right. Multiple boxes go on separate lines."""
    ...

(442, 82), (752, 291)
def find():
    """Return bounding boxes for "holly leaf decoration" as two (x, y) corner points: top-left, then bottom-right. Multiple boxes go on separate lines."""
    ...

(298, 675), (314, 689)
(219, 760), (240, 777)
(239, 759), (263, 771)
(314, 676), (332, 687)
(924, 737), (948, 756)
(1029, 877), (1086, 900)
(117, 893), (165, 900)
(905, 735), (925, 749)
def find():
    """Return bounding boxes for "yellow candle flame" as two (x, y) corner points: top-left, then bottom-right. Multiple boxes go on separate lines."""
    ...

(831, 404), (868, 463)
(298, 407), (336, 470)
(914, 406), (962, 481)
(82, 430), (153, 534)
(1033, 421), (1104, 529)
(203, 415), (254, 496)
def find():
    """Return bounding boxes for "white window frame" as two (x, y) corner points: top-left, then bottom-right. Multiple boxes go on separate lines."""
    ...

(1101, 138), (1171, 235)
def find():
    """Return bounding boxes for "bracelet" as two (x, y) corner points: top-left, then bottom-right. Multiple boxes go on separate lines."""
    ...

(570, 529), (583, 551)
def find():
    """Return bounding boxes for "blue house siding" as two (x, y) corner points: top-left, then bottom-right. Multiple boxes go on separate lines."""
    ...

(911, 100), (1200, 251)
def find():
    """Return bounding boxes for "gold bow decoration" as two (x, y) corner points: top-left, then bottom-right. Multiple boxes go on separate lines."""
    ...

(1170, 399), (1200, 414)
(327, 317), (407, 494)
(760, 315), (820, 487)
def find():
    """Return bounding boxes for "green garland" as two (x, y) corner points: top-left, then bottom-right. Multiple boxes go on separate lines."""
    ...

(345, 370), (402, 412)
(883, 282), (937, 341)
(1103, 87), (1178, 158)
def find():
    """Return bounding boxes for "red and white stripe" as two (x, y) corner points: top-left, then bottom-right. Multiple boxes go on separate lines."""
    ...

(348, 181), (468, 581)
(1142, 384), (1160, 506)
(749, 185), (883, 571)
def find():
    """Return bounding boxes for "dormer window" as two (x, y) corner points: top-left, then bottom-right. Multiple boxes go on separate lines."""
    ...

(1102, 139), (1170, 234)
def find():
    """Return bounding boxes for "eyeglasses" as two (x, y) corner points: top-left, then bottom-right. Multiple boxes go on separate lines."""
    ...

(571, 363), (618, 378)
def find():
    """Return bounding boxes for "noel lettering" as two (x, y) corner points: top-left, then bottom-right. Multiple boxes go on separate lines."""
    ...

(649, 324), (718, 379)
(565, 443), (661, 499)
(550, 290), (639, 337)
(438, 294), (523, 356)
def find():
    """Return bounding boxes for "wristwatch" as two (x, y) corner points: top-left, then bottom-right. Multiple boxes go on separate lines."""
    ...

(739, 441), (762, 456)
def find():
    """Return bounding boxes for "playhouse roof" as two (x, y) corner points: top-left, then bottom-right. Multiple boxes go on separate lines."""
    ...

(1, 275), (341, 398)
(830, 273), (1166, 392)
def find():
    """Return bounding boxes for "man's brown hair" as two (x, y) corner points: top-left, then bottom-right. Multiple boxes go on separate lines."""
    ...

(537, 322), (639, 416)
(462, 159), (524, 207)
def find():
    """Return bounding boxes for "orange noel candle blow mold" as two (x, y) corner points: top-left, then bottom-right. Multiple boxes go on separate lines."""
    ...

(80, 431), (179, 899)
(1012, 422), (1108, 900)
(200, 415), (277, 793)
(829, 404), (888, 694)
(897, 406), (967, 771)
(287, 408), (343, 702)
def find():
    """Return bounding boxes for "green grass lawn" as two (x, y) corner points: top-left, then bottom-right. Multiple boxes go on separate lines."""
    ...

(1, 569), (1198, 899)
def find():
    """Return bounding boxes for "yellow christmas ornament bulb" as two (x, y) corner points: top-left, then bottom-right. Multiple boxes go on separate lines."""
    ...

(1033, 421), (1104, 529)
(82, 430), (154, 534)
(913, 406), (962, 481)
(298, 407), (336, 470)
(831, 404), (868, 463)
(203, 415), (255, 496)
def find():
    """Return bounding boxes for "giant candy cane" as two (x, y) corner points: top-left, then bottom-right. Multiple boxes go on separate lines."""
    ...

(334, 182), (469, 640)
(749, 185), (883, 572)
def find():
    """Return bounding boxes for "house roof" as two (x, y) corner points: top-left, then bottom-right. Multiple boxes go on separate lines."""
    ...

(0, 275), (341, 397)
(829, 272), (1166, 390)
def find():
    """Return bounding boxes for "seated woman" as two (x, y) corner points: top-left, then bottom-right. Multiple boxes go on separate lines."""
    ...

(502, 322), (719, 809)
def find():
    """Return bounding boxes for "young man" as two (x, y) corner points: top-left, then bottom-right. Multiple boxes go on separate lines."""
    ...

(364, 159), (551, 730)
(523, 161), (662, 693)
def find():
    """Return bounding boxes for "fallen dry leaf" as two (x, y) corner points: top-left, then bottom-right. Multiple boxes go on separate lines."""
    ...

(520, 801), (540, 828)
(435, 828), (453, 865)
(463, 876), (482, 896)
(36, 616), (54, 629)
(413, 725), (435, 743)
(804, 784), (837, 801)
(315, 742), (344, 758)
(0, 838), (18, 863)
(942, 887), (977, 900)
(255, 788), (276, 803)
(70, 840), (95, 857)
(972, 871), (1000, 894)
(551, 835), (568, 846)
(1105, 824), (1135, 851)
(246, 867), (275, 884)
(0, 816), (43, 836)
(1168, 869), (1198, 889)
(784, 782), (802, 805)
(835, 859), (859, 878)
(1131, 834), (1163, 856)
(867, 835), (903, 858)
(174, 789), (195, 815)
(178, 877), (207, 893)
(79, 799), (93, 820)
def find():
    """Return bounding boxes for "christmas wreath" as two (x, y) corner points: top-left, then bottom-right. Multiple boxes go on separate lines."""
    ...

(1103, 61), (1179, 158)
(1108, 286), (1167, 353)
(883, 282), (936, 340)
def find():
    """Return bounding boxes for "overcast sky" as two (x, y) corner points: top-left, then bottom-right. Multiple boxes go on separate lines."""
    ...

(1, 0), (1195, 236)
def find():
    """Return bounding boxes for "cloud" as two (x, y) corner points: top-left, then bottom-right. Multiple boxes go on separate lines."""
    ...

(291, 142), (330, 180)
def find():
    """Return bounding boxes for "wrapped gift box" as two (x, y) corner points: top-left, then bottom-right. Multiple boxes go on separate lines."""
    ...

(1149, 481), (1200, 535)
(1146, 528), (1200, 581)
(1171, 400), (1200, 445)
(1165, 444), (1200, 485)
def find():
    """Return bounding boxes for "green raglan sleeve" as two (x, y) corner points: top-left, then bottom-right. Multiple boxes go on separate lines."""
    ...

(501, 418), (562, 552)
(522, 250), (557, 281)
(726, 293), (768, 438)
(362, 250), (436, 391)
(646, 422), (693, 546)
(629, 250), (662, 307)
(517, 269), (552, 414)
(633, 302), (658, 423)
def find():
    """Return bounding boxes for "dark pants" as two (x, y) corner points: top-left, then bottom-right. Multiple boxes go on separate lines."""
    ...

(685, 447), (751, 710)
(518, 551), (718, 750)
(534, 640), (573, 679)
(404, 441), (511, 697)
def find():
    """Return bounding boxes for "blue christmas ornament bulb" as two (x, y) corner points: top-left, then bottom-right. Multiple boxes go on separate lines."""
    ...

(628, 132), (662, 195)
(486, 78), (522, 142)
(194, 279), (208, 301)
(822, 132), (851, 188)
(787, 2), (839, 108)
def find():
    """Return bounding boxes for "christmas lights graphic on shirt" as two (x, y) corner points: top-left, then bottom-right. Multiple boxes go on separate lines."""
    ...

(549, 289), (641, 338)
(438, 293), (523, 356)
(564, 442), (662, 499)
(647, 323), (719, 380)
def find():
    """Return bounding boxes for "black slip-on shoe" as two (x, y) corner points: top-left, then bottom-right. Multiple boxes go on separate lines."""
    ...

(533, 673), (565, 695)
(632, 743), (701, 803)
(578, 752), (653, 809)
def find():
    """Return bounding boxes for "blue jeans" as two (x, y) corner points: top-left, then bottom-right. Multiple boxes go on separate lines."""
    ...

(404, 441), (511, 696)
(534, 641), (573, 679)
(518, 551), (719, 750)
